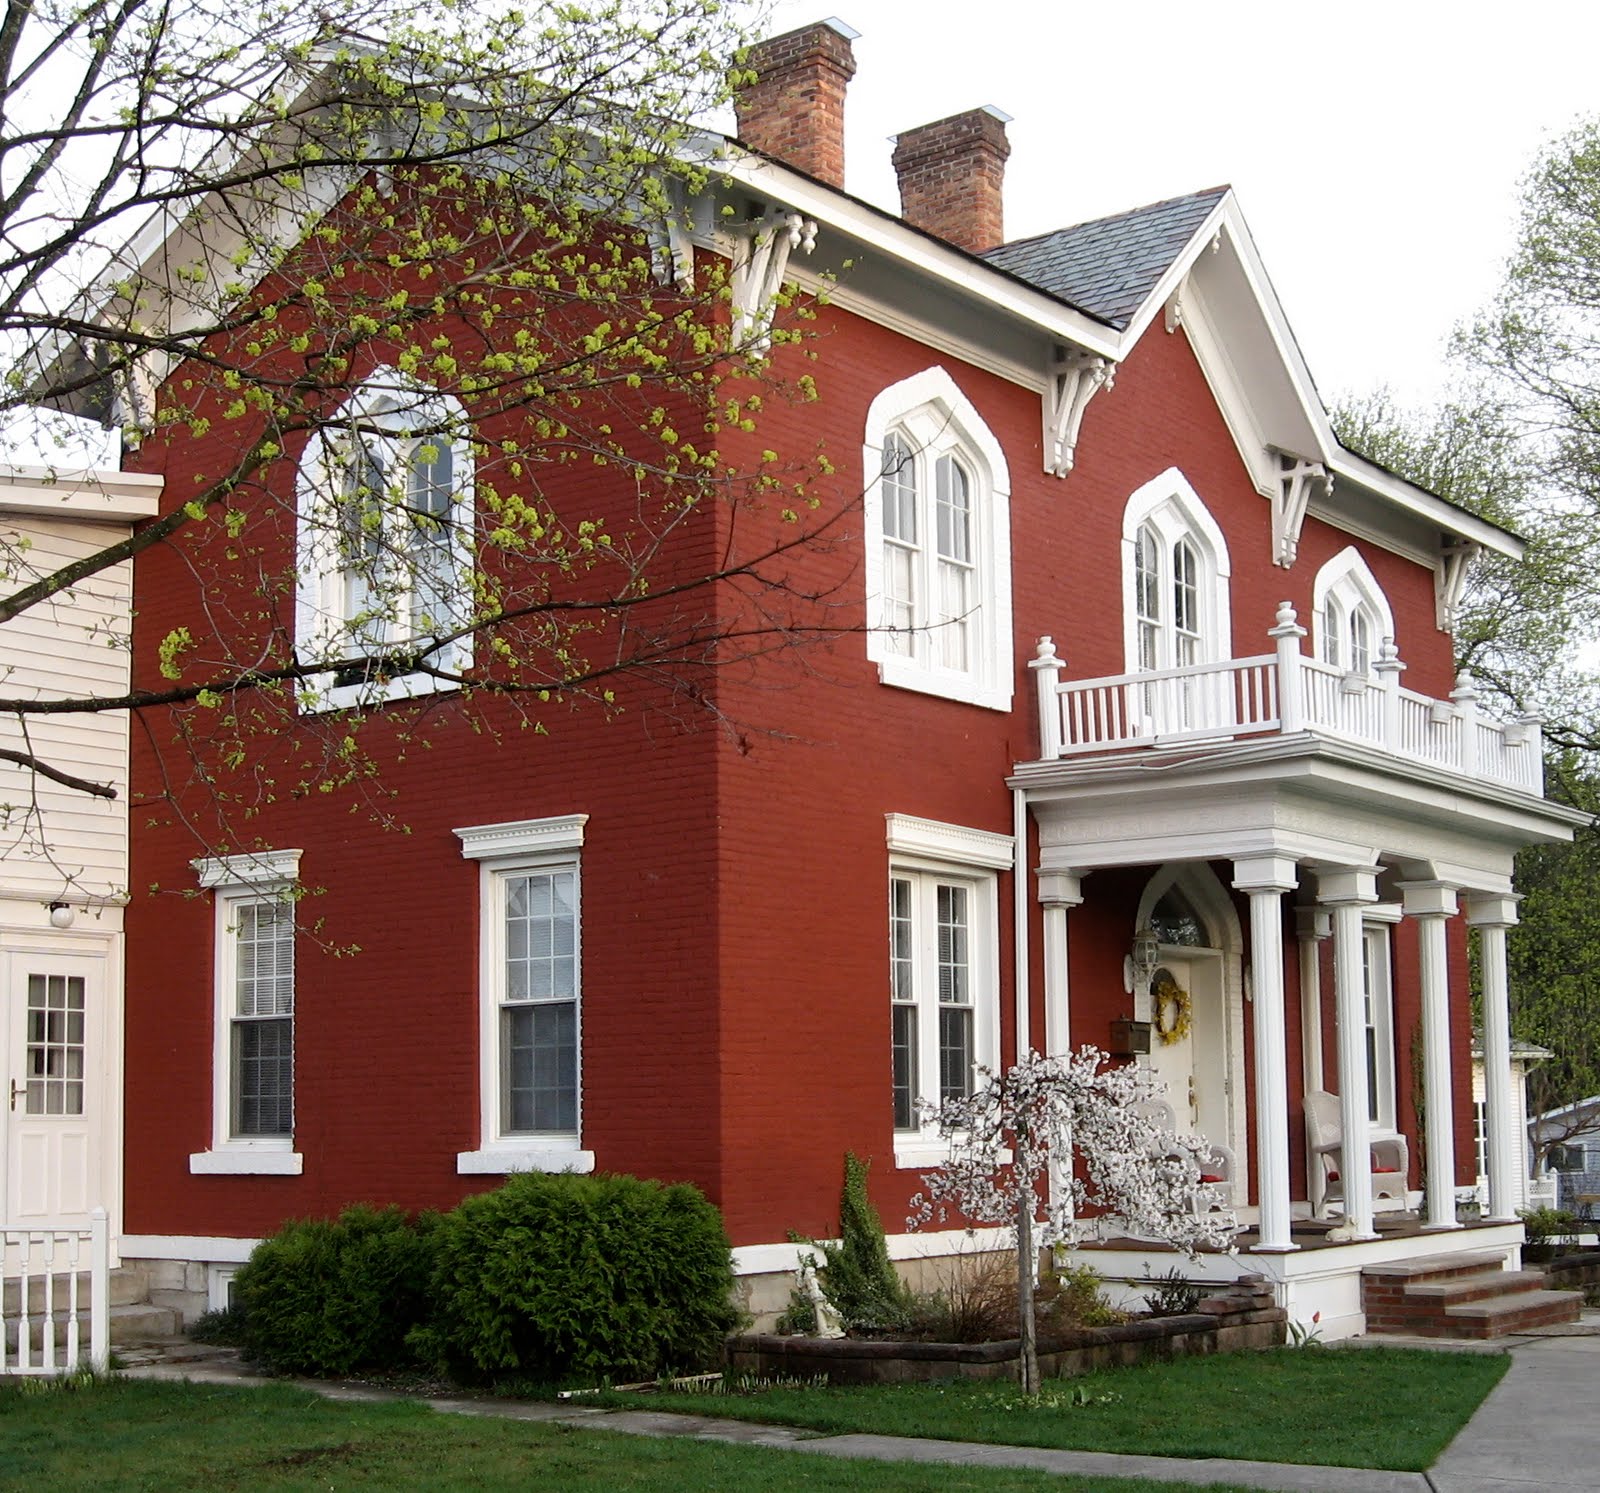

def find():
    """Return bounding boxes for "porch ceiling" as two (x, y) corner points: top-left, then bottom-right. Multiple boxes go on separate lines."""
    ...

(1010, 732), (1586, 890)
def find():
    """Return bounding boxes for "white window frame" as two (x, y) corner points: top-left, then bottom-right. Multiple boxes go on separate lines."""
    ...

(295, 368), (475, 713)
(455, 815), (594, 1175)
(1363, 907), (1401, 1136)
(189, 850), (304, 1176)
(886, 813), (1011, 1169)
(1119, 467), (1232, 675)
(1313, 546), (1395, 676)
(863, 367), (1013, 711)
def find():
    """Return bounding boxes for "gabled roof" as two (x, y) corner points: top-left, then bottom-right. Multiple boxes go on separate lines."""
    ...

(982, 188), (1229, 329)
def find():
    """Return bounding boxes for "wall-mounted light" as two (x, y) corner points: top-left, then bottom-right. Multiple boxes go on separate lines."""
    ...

(1122, 925), (1159, 994)
(47, 901), (75, 929)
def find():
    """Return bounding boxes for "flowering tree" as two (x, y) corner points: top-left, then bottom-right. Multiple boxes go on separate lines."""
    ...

(910, 1047), (1237, 1394)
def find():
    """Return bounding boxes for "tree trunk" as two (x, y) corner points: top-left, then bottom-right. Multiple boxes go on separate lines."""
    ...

(1017, 1192), (1039, 1395)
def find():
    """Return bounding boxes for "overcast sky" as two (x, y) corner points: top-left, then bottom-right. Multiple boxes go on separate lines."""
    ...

(756, 1), (1600, 411)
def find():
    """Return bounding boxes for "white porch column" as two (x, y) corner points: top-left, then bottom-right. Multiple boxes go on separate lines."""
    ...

(1467, 892), (1521, 1222)
(1234, 855), (1299, 1253)
(1319, 865), (1381, 1240)
(1401, 881), (1461, 1231)
(1037, 870), (1084, 1057)
(1296, 907), (1331, 1095)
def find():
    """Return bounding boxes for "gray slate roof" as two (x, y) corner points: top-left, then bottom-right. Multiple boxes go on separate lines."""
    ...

(983, 187), (1229, 329)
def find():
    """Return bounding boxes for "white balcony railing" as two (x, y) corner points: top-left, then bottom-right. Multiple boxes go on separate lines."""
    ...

(1, 1209), (110, 1376)
(1029, 603), (1544, 796)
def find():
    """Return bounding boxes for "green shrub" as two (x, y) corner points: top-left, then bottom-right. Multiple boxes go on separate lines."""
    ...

(234, 1204), (435, 1375)
(812, 1152), (911, 1333)
(188, 1304), (248, 1346)
(1519, 1206), (1581, 1249)
(421, 1171), (736, 1384)
(1038, 1261), (1127, 1329)
(1141, 1267), (1201, 1318)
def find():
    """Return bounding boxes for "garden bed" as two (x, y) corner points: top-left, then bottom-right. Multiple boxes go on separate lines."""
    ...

(726, 1275), (1285, 1385)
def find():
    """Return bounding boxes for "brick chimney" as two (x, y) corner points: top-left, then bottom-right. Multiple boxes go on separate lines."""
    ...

(732, 18), (859, 190)
(890, 106), (1012, 254)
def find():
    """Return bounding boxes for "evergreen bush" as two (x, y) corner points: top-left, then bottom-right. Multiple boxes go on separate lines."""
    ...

(233, 1204), (435, 1375)
(419, 1171), (736, 1384)
(813, 1152), (911, 1333)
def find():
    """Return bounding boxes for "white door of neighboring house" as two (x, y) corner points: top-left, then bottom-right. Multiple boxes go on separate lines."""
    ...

(1148, 952), (1231, 1150)
(2, 949), (106, 1228)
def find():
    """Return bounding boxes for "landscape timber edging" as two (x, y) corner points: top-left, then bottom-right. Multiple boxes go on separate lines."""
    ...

(725, 1276), (1286, 1385)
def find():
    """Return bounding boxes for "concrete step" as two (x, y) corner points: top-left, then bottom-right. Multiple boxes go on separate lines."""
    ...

(1362, 1250), (1510, 1285)
(1404, 1269), (1549, 1308)
(1443, 1289), (1583, 1339)
(109, 1302), (180, 1342)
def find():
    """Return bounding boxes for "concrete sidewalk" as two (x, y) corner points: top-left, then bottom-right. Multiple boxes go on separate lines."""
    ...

(124, 1317), (1600, 1493)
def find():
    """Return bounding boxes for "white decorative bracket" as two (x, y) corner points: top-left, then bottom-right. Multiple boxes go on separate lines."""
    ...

(1269, 450), (1332, 568)
(1164, 293), (1185, 334)
(111, 355), (159, 448)
(1435, 540), (1478, 631)
(649, 177), (696, 294)
(729, 207), (817, 353)
(1044, 348), (1115, 477)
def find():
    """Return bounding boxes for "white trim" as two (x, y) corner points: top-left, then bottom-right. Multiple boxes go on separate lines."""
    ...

(188, 1145), (303, 1175)
(1312, 547), (1396, 668)
(456, 1142), (596, 1175)
(1119, 467), (1233, 675)
(461, 820), (587, 1159)
(454, 814), (588, 862)
(207, 1265), (241, 1311)
(885, 813), (1014, 871)
(862, 366), (1013, 712)
(731, 1224), (1010, 1277)
(192, 849), (301, 891)
(121, 1234), (261, 1264)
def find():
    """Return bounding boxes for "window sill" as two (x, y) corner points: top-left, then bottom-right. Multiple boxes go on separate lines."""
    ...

(873, 654), (1012, 712)
(894, 1138), (951, 1171)
(298, 666), (464, 716)
(189, 1147), (303, 1176)
(456, 1143), (595, 1176)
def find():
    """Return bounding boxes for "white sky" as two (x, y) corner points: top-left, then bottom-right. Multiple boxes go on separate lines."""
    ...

(759, 0), (1600, 410)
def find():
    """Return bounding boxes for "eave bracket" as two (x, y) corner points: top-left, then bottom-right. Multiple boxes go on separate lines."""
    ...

(1044, 349), (1116, 478)
(1270, 450), (1332, 568)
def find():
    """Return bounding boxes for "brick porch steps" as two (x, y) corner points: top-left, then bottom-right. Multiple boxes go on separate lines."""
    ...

(1362, 1251), (1582, 1339)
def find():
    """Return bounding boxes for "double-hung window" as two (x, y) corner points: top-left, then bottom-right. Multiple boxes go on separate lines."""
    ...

(190, 850), (303, 1176)
(886, 814), (1012, 1168)
(296, 369), (474, 711)
(455, 814), (594, 1175)
(864, 367), (1012, 711)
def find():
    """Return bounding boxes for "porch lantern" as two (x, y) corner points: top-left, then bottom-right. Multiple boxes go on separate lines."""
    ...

(1123, 925), (1160, 994)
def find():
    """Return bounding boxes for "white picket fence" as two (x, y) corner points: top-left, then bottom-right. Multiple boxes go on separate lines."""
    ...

(1, 1208), (109, 1375)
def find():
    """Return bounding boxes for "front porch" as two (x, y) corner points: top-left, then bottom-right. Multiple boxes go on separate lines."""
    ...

(1078, 1218), (1528, 1340)
(1011, 606), (1586, 1336)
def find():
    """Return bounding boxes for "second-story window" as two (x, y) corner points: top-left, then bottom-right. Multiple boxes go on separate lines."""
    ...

(1314, 547), (1393, 676)
(864, 367), (1013, 712)
(295, 369), (474, 712)
(1121, 468), (1231, 677)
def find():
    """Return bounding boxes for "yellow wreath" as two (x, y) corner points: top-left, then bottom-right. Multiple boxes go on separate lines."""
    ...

(1153, 975), (1193, 1046)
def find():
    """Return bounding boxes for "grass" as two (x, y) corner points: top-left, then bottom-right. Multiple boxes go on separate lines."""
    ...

(0, 1376), (1263, 1492)
(607, 1347), (1508, 1472)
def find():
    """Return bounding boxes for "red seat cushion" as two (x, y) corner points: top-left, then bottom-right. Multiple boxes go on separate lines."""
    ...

(1327, 1165), (1402, 1181)
(1199, 1173), (1225, 1184)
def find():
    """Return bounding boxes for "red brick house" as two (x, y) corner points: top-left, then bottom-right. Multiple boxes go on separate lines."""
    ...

(94, 21), (1580, 1335)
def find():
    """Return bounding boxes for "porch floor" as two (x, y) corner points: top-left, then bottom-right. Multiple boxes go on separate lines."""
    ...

(1085, 1213), (1516, 1254)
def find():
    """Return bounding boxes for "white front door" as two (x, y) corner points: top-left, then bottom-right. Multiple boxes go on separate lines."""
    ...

(3, 951), (106, 1228)
(1148, 953), (1231, 1147)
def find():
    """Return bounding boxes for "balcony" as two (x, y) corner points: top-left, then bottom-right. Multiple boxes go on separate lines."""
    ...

(1027, 603), (1544, 798)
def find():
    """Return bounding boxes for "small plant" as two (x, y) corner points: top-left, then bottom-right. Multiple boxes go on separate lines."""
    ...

(1037, 1261), (1128, 1330)
(1519, 1206), (1581, 1251)
(1142, 1267), (1201, 1317)
(903, 1251), (1019, 1343)
(804, 1153), (912, 1334)
(1287, 1311), (1324, 1348)
(993, 1383), (1123, 1411)
(188, 1304), (248, 1346)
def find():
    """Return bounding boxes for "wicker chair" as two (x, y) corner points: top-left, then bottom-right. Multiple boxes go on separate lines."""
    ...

(1304, 1088), (1409, 1220)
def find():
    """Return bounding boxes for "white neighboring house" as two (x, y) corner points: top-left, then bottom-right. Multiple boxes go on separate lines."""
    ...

(0, 462), (161, 1249)
(1529, 1091), (1600, 1217)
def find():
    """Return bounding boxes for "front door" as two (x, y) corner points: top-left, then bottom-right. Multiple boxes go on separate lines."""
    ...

(1148, 953), (1230, 1146)
(2, 950), (106, 1228)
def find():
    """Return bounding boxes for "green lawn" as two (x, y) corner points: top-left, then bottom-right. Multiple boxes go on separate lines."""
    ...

(611, 1347), (1507, 1472)
(0, 1376), (1260, 1492)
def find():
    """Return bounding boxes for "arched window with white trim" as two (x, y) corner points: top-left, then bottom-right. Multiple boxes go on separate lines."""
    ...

(295, 370), (475, 711)
(1121, 468), (1231, 675)
(864, 368), (1012, 711)
(1313, 547), (1394, 676)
